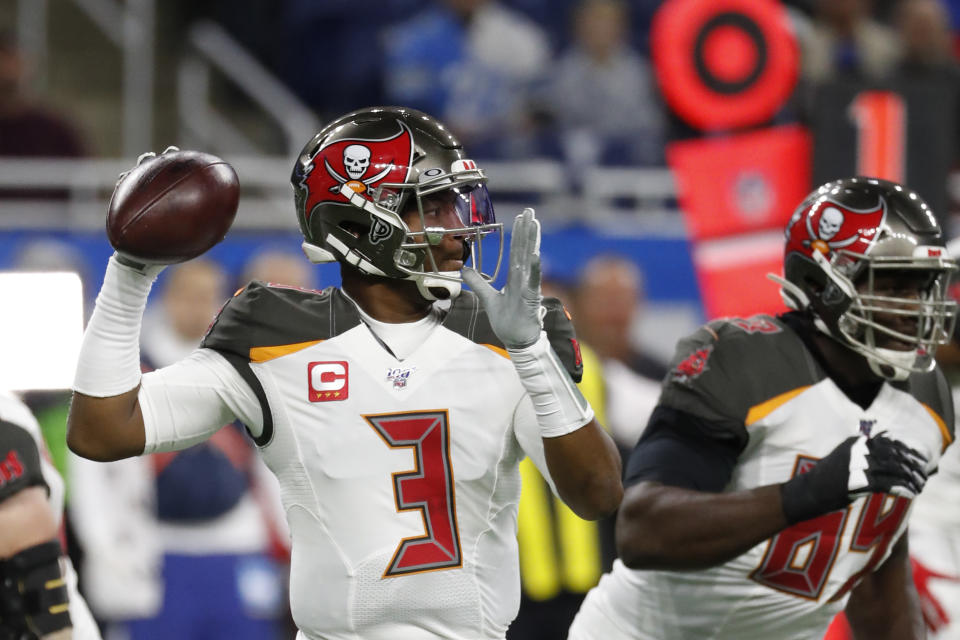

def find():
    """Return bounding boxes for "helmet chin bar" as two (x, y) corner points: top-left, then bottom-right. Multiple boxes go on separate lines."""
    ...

(302, 241), (337, 264)
(415, 273), (462, 301)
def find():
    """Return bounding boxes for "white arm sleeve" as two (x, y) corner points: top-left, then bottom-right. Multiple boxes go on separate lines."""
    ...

(512, 394), (559, 497)
(139, 348), (263, 454)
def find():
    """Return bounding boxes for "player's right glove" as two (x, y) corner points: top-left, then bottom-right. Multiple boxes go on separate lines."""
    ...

(780, 432), (928, 524)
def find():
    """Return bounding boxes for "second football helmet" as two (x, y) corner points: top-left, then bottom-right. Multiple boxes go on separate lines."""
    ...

(291, 106), (502, 300)
(771, 177), (958, 380)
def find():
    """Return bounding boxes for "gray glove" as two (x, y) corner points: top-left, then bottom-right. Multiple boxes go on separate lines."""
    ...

(462, 208), (544, 349)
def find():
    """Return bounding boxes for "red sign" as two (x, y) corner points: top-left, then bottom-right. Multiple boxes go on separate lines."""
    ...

(652, 0), (799, 131)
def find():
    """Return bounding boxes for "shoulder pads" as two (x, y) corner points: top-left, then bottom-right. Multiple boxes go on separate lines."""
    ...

(202, 282), (362, 359)
(659, 314), (819, 425)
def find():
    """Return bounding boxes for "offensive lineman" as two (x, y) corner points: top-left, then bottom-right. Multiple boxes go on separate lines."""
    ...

(65, 106), (623, 639)
(568, 177), (955, 640)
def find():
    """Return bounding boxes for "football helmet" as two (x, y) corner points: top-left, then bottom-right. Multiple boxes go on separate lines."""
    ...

(770, 177), (958, 380)
(291, 106), (502, 300)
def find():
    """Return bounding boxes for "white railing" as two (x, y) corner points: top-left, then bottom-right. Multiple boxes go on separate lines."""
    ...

(177, 21), (321, 157)
(0, 158), (681, 233)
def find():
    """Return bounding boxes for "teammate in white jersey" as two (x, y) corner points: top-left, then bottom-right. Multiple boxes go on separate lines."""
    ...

(65, 106), (623, 640)
(0, 391), (100, 640)
(569, 177), (957, 640)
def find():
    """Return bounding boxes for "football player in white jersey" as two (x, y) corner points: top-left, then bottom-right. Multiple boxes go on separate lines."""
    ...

(65, 106), (623, 640)
(568, 177), (957, 640)
(0, 391), (101, 639)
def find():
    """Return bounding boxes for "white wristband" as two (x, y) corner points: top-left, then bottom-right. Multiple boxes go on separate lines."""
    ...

(508, 332), (594, 438)
(72, 254), (165, 397)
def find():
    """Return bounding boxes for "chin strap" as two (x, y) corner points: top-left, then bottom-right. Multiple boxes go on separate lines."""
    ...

(415, 272), (462, 301)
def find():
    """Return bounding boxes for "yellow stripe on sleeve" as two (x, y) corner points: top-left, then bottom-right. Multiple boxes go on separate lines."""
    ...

(745, 386), (811, 426)
(249, 339), (323, 363)
(921, 403), (953, 452)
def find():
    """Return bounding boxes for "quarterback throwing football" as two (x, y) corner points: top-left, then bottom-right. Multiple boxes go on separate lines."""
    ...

(67, 106), (623, 640)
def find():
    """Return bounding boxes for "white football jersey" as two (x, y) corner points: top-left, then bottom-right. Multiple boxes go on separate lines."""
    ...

(570, 313), (953, 640)
(139, 283), (587, 640)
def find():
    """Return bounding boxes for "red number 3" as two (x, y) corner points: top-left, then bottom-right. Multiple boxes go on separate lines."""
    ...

(750, 456), (910, 600)
(366, 410), (463, 577)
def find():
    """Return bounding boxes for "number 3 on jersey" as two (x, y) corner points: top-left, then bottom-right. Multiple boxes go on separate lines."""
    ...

(365, 410), (463, 577)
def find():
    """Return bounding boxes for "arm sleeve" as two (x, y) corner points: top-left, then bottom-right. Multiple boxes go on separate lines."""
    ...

(624, 406), (746, 492)
(139, 348), (263, 454)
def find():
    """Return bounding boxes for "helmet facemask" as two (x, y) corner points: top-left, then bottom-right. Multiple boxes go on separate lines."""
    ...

(303, 167), (503, 301)
(834, 252), (958, 379)
(771, 177), (959, 381)
(774, 247), (958, 380)
(382, 168), (503, 300)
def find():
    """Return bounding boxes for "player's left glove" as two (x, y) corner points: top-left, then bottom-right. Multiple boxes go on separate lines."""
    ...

(463, 208), (592, 437)
(462, 207), (543, 349)
(780, 432), (928, 524)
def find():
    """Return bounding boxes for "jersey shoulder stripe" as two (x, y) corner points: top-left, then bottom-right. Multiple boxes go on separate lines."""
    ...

(442, 292), (583, 382)
(659, 314), (823, 425)
(201, 282), (361, 357)
(898, 366), (955, 448)
(200, 282), (361, 447)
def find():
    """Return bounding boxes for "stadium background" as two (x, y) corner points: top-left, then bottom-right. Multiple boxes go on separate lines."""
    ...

(2, 0), (959, 637)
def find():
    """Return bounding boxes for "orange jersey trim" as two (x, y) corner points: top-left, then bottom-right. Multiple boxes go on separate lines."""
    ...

(249, 339), (324, 363)
(745, 386), (811, 426)
(481, 343), (510, 360)
(920, 403), (953, 452)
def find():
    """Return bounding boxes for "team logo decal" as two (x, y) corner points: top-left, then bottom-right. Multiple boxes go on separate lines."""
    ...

(786, 198), (886, 258)
(386, 366), (416, 390)
(308, 361), (349, 402)
(730, 315), (782, 334)
(0, 450), (24, 486)
(671, 345), (713, 383)
(369, 217), (392, 245)
(299, 120), (415, 223)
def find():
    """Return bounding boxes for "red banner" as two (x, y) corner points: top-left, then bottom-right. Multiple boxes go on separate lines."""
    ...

(668, 125), (812, 319)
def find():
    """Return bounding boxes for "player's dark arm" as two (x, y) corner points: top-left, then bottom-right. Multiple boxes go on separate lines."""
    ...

(616, 481), (787, 570)
(617, 406), (927, 571)
(614, 406), (781, 569)
(845, 535), (924, 640)
(67, 388), (146, 462)
(543, 417), (623, 520)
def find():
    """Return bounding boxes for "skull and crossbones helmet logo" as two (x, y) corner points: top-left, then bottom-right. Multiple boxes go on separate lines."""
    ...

(342, 144), (371, 180)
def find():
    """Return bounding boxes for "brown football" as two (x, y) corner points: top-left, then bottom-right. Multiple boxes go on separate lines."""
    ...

(107, 150), (239, 264)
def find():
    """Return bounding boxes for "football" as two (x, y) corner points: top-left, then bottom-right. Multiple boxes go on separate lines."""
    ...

(107, 149), (240, 264)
